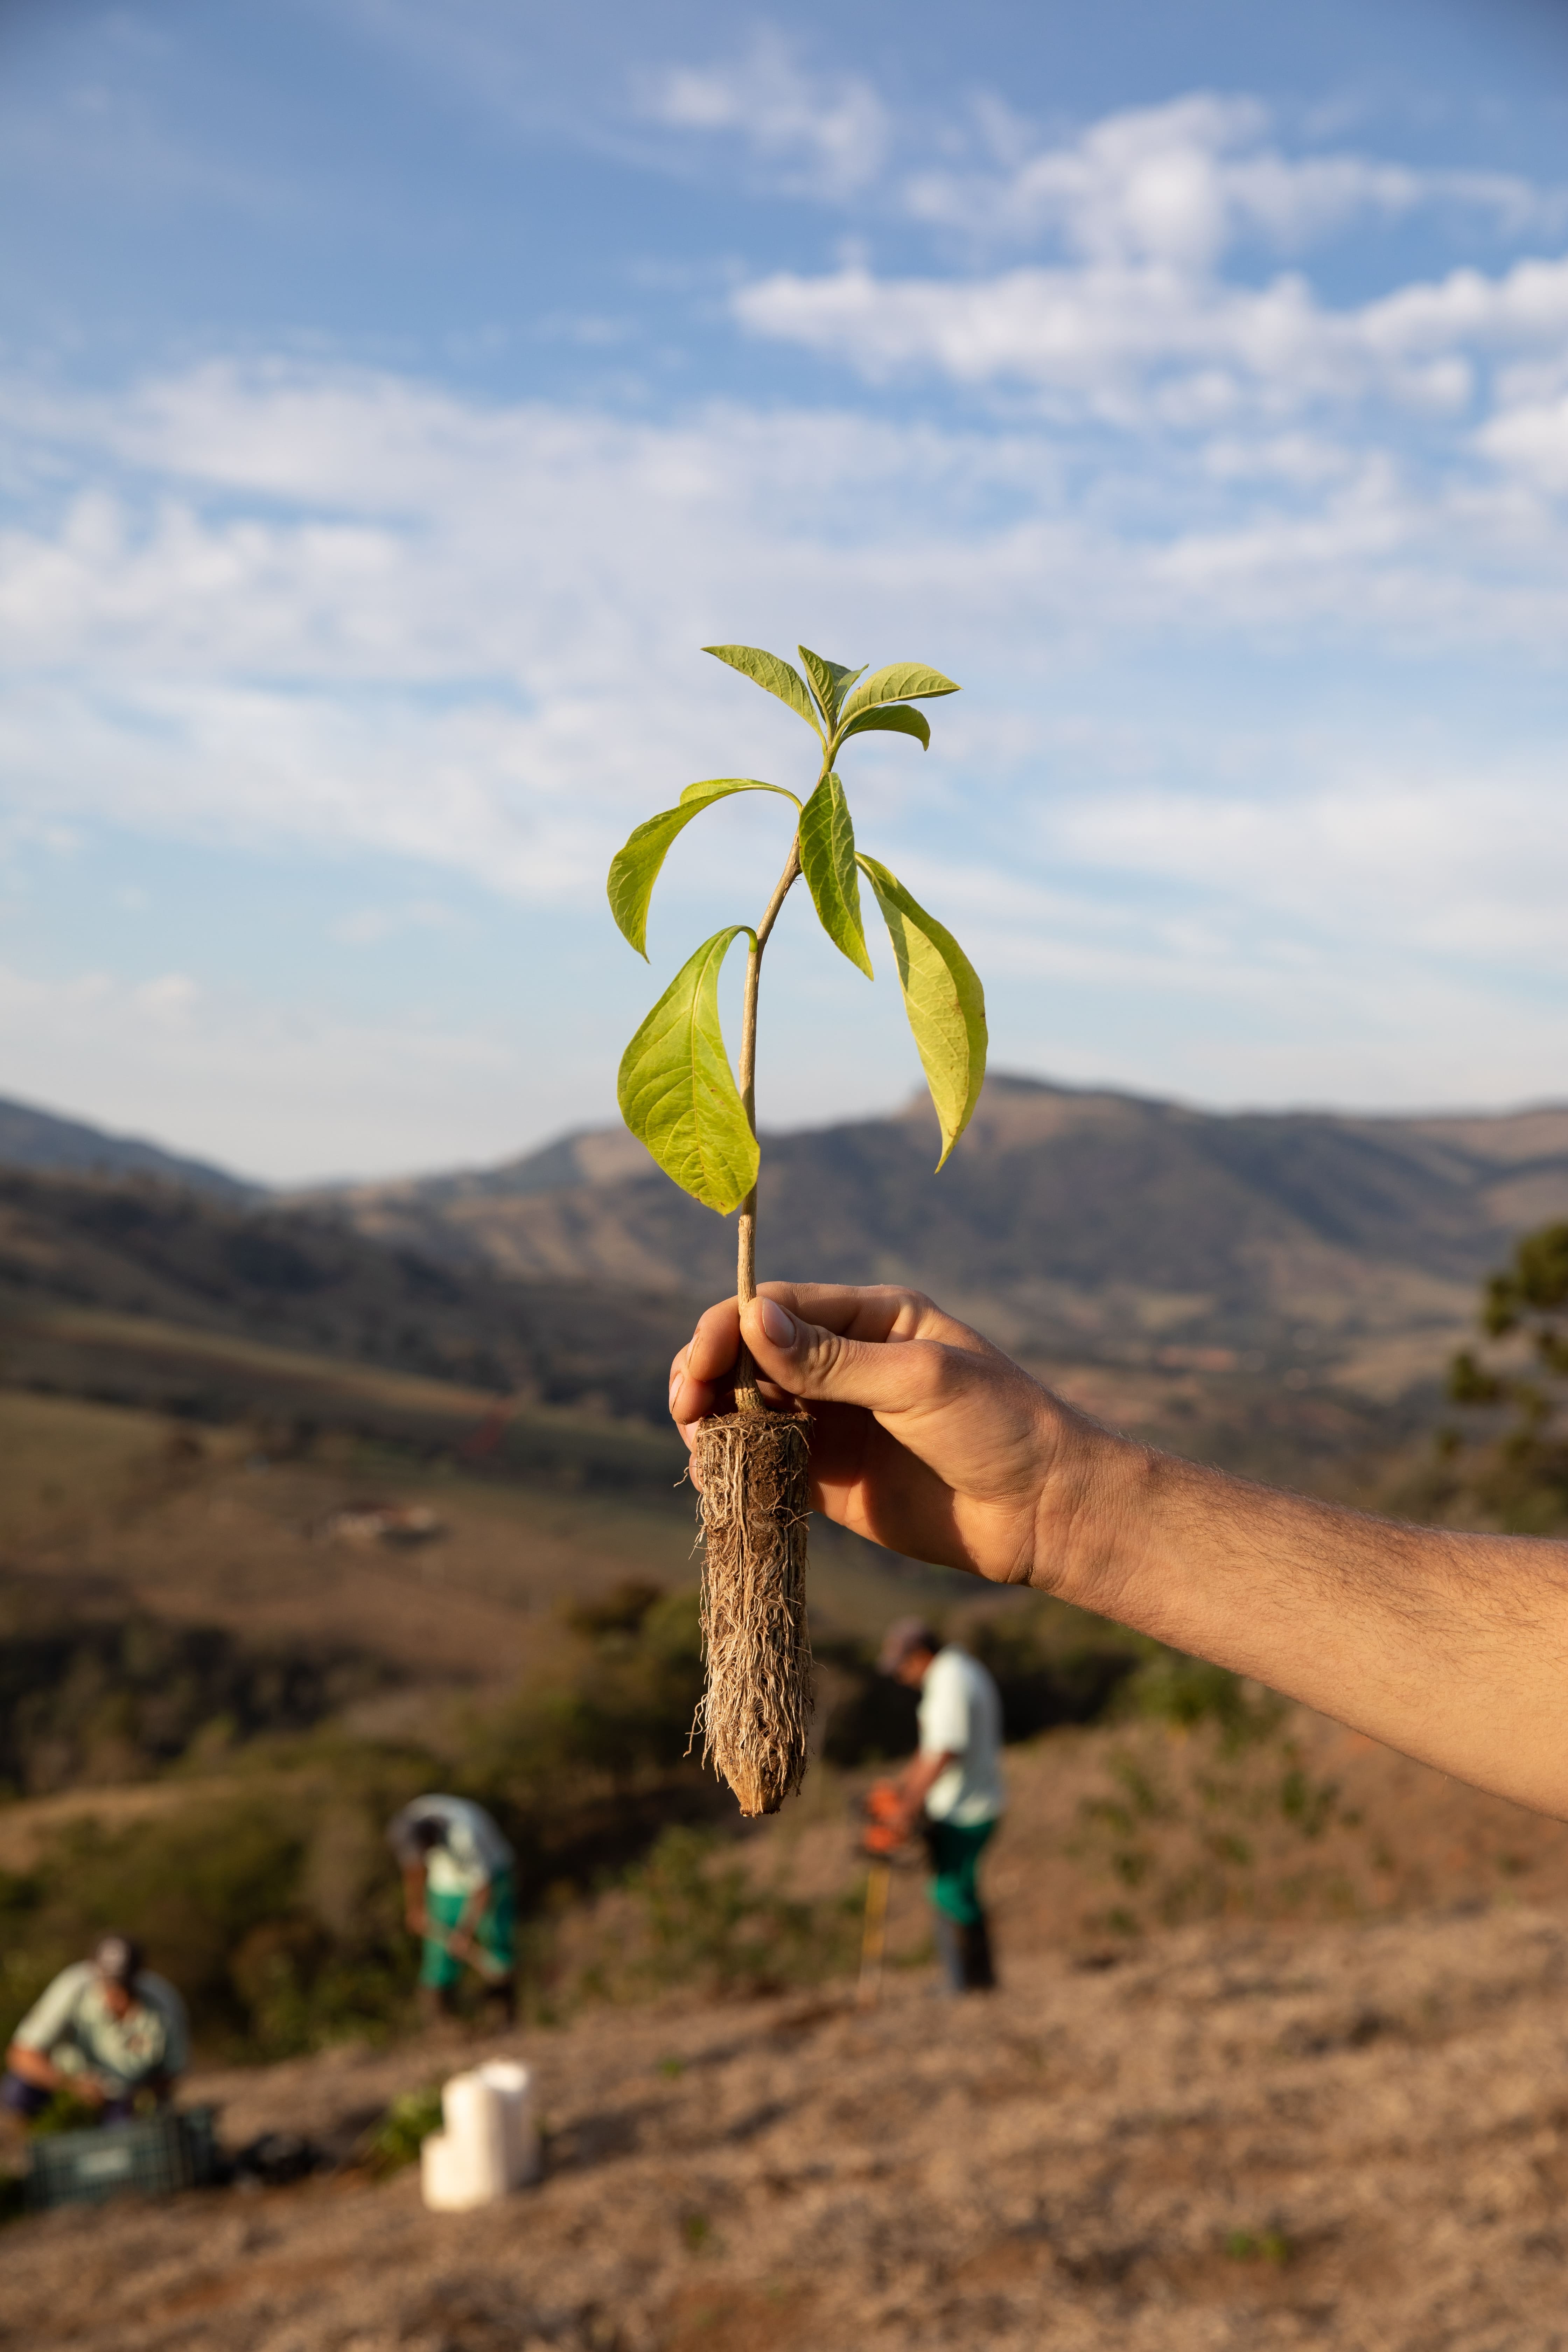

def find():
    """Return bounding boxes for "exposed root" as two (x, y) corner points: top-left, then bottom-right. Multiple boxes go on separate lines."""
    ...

(691, 1409), (813, 1816)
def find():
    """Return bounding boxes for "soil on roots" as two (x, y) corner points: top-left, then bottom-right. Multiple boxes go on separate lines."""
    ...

(693, 1410), (812, 1817)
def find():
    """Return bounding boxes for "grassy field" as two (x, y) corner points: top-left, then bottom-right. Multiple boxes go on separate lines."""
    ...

(0, 1367), (1052, 2062)
(0, 1285), (1547, 2073)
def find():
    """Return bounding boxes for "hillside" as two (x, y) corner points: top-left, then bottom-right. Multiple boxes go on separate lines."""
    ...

(0, 1092), (252, 1199)
(320, 1077), (1568, 1395)
(0, 1166), (698, 1426)
(7, 1073), (1567, 1412)
(8, 1870), (1568, 2348)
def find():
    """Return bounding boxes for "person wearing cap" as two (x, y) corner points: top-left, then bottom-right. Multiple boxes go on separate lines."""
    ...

(388, 1794), (517, 2025)
(1, 1935), (189, 2124)
(878, 1618), (1005, 1994)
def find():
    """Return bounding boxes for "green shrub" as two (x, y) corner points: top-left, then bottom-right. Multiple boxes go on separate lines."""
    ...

(1113, 1646), (1286, 1750)
(362, 2084), (444, 2177)
(1074, 1712), (1361, 1938)
(469, 1588), (705, 1794)
(612, 1825), (860, 1998)
(0, 1767), (435, 2063)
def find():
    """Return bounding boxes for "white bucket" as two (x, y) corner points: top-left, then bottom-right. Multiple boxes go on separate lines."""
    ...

(419, 2061), (539, 2211)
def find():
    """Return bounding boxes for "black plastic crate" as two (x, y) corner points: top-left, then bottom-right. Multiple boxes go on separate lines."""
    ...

(26, 2106), (218, 2212)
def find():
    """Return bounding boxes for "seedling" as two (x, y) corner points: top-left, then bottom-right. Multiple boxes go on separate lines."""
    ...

(607, 642), (987, 1814)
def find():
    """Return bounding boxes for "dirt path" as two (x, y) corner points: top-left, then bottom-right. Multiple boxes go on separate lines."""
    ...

(8, 1898), (1568, 2350)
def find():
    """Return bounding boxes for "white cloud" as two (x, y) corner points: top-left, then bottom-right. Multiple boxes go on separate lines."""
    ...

(340, 6), (889, 202)
(733, 249), (1568, 427)
(638, 29), (887, 200)
(1057, 765), (1568, 971)
(5, 349), (1568, 916)
(903, 94), (1559, 264)
(1479, 390), (1568, 492)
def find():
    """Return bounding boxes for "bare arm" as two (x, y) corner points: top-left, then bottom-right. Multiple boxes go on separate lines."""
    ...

(450, 1877), (490, 1956)
(895, 1749), (956, 1832)
(401, 1863), (430, 1936)
(5, 2041), (108, 2104)
(670, 1283), (1568, 1821)
(6, 2042), (63, 2092)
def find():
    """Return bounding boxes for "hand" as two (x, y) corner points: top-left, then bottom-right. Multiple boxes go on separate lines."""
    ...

(405, 1910), (430, 1938)
(668, 1283), (1118, 1590)
(77, 2075), (108, 2107)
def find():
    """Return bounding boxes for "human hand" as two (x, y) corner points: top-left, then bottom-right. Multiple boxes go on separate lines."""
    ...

(668, 1283), (1123, 1592)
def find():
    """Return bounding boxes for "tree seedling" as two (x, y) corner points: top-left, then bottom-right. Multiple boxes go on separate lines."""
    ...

(607, 642), (987, 1814)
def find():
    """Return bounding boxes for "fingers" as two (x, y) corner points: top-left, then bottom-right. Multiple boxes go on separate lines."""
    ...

(737, 1293), (968, 1421)
(668, 1282), (996, 1433)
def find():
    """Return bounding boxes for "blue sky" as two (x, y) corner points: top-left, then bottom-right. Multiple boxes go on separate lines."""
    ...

(5, 0), (1568, 1181)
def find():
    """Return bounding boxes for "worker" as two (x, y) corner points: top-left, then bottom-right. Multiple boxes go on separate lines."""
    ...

(388, 1793), (517, 2025)
(877, 1618), (1004, 1993)
(1, 1934), (188, 2125)
(670, 1282), (1568, 1825)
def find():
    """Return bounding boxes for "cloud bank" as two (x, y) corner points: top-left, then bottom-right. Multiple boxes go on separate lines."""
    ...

(7, 59), (1568, 1168)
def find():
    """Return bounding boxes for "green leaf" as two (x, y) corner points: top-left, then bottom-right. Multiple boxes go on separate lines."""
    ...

(607, 779), (799, 957)
(798, 773), (873, 979)
(798, 646), (866, 730)
(839, 662), (960, 724)
(838, 704), (931, 751)
(617, 926), (759, 1214)
(702, 645), (822, 737)
(857, 854), (986, 1170)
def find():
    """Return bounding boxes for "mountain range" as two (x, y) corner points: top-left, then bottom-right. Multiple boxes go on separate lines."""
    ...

(0, 1095), (251, 1198)
(319, 1076), (1568, 1396)
(5, 1076), (1566, 1401)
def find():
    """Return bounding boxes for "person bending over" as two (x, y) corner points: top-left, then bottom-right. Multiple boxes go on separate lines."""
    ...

(2, 1934), (188, 2126)
(669, 1283), (1568, 1823)
(878, 1616), (1004, 1993)
(388, 1793), (517, 2026)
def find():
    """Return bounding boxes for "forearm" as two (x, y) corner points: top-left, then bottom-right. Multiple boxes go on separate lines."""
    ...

(5, 2044), (59, 2090)
(1051, 1434), (1568, 1818)
(898, 1752), (953, 1812)
(678, 1283), (1568, 1819)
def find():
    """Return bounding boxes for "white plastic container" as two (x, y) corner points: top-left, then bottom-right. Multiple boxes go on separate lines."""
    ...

(420, 2062), (539, 2212)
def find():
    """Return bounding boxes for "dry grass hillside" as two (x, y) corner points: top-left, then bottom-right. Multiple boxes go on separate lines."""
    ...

(8, 1779), (1568, 2350)
(319, 1076), (1568, 1396)
(0, 1165), (698, 1425)
(4, 1356), (1568, 2343)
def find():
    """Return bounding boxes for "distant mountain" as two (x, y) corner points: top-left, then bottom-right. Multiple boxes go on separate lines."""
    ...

(0, 1094), (255, 1200)
(314, 1076), (1568, 1395)
(0, 1167), (697, 1424)
(13, 1075), (1568, 1406)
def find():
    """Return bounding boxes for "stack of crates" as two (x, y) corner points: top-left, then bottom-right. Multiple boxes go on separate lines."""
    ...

(25, 2107), (219, 2213)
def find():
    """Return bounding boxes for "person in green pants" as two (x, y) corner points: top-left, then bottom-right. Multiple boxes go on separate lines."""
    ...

(388, 1795), (517, 2025)
(877, 1620), (1005, 1993)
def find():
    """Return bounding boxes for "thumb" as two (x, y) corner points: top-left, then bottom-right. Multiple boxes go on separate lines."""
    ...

(741, 1295), (943, 1419)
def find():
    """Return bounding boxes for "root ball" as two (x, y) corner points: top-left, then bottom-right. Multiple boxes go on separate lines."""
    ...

(692, 1408), (813, 1816)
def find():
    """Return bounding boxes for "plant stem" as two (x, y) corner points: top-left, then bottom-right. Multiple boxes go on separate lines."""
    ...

(732, 834), (803, 1414)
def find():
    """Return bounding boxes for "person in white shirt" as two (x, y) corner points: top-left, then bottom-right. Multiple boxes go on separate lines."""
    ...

(877, 1618), (1005, 1993)
(2, 1934), (188, 2124)
(387, 1794), (517, 2025)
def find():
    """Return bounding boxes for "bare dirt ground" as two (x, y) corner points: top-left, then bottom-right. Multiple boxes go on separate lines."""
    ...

(9, 1897), (1568, 2351)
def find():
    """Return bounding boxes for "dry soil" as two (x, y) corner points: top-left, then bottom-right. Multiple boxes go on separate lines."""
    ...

(9, 1896), (1568, 2351)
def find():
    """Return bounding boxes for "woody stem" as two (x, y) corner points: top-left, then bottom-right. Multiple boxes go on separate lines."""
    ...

(732, 834), (804, 1413)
